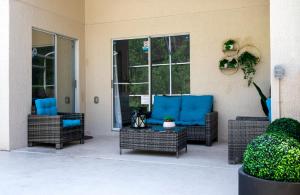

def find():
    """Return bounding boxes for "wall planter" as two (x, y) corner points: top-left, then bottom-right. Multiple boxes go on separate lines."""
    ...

(239, 168), (300, 195)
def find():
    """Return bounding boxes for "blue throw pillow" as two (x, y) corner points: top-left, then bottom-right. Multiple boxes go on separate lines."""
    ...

(151, 96), (181, 121)
(179, 95), (213, 125)
(35, 98), (57, 116)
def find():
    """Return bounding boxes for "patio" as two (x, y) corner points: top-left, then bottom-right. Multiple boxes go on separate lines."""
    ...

(1, 135), (239, 195)
(2, 0), (300, 194)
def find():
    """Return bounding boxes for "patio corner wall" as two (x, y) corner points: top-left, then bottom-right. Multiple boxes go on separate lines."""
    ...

(0, 0), (10, 150)
(7, 0), (85, 150)
(84, 0), (271, 142)
(271, 0), (300, 121)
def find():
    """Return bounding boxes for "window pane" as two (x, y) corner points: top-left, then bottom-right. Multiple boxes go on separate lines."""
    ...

(45, 86), (55, 97)
(172, 64), (190, 94)
(171, 35), (190, 63)
(129, 96), (149, 109)
(129, 84), (149, 95)
(46, 58), (55, 85)
(151, 37), (169, 64)
(32, 68), (44, 85)
(32, 87), (46, 99)
(128, 39), (148, 66)
(151, 66), (170, 95)
(129, 67), (148, 83)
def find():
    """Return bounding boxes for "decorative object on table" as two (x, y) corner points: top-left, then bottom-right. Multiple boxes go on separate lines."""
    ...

(28, 98), (84, 149)
(163, 116), (176, 128)
(219, 39), (261, 86)
(130, 108), (147, 128)
(228, 116), (270, 164)
(239, 118), (300, 195)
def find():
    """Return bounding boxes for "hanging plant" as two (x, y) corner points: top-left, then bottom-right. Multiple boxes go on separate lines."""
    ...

(219, 58), (238, 69)
(224, 39), (236, 51)
(238, 51), (260, 86)
(219, 59), (229, 69)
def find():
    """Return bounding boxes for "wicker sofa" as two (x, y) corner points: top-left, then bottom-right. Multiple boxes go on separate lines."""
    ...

(228, 116), (270, 164)
(28, 98), (84, 149)
(146, 95), (218, 146)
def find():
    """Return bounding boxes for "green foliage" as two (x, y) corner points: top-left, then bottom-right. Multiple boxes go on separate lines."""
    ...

(219, 58), (237, 69)
(266, 118), (300, 142)
(164, 116), (174, 122)
(243, 133), (300, 182)
(238, 51), (259, 86)
(219, 59), (228, 68)
(224, 39), (235, 51)
(253, 82), (268, 116)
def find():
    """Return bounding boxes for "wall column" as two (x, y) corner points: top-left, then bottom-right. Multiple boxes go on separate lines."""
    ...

(0, 0), (10, 150)
(271, 0), (300, 120)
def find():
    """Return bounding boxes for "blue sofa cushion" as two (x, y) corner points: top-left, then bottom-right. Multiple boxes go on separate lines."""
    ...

(179, 95), (213, 125)
(151, 96), (181, 121)
(63, 119), (81, 128)
(146, 118), (164, 125)
(175, 120), (204, 126)
(35, 98), (57, 116)
(266, 98), (271, 121)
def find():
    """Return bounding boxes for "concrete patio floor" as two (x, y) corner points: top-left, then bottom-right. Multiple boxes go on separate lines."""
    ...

(0, 135), (240, 195)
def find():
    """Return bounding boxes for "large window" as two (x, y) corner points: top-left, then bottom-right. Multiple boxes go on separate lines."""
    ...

(113, 34), (190, 129)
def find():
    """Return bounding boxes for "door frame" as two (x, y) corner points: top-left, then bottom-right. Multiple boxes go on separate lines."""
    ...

(32, 27), (80, 112)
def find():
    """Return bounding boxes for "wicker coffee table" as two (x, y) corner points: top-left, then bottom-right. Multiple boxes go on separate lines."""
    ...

(120, 126), (187, 158)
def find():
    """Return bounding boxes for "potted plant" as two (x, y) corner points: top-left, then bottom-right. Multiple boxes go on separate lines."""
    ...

(239, 118), (300, 195)
(223, 39), (235, 51)
(219, 58), (238, 69)
(238, 51), (260, 86)
(163, 116), (176, 128)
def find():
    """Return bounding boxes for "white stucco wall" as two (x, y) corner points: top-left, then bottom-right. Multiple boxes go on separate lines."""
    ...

(85, 0), (270, 141)
(7, 0), (85, 150)
(0, 0), (10, 150)
(271, 0), (300, 120)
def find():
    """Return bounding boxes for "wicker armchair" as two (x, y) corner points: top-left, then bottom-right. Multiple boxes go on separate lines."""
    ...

(28, 99), (84, 149)
(228, 116), (270, 164)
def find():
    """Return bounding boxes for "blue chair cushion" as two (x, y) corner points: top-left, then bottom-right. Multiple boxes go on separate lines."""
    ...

(151, 96), (181, 121)
(266, 98), (271, 121)
(179, 95), (213, 125)
(175, 120), (204, 126)
(63, 119), (81, 128)
(146, 118), (164, 125)
(35, 98), (57, 116)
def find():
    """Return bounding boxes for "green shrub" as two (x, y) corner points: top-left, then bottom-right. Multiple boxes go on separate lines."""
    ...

(266, 118), (300, 142)
(243, 133), (300, 182)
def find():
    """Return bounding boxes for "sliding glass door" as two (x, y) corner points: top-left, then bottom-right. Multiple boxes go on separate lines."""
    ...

(32, 29), (76, 112)
(112, 34), (190, 130)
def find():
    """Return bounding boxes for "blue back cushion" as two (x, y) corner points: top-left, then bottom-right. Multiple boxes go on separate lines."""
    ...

(35, 98), (57, 116)
(151, 96), (181, 121)
(180, 95), (213, 125)
(266, 98), (271, 121)
(63, 119), (81, 128)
